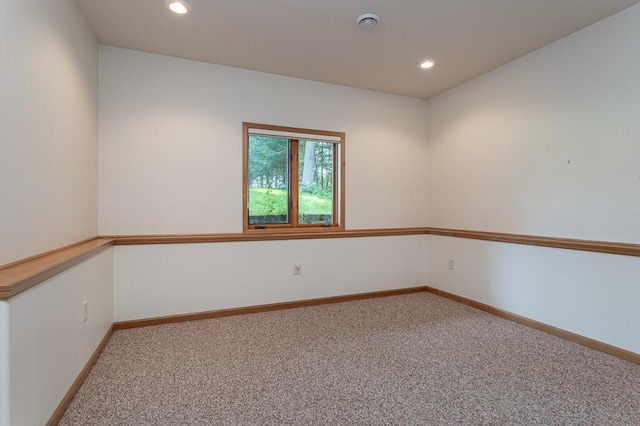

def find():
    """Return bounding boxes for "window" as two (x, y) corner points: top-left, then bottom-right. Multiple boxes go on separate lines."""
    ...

(243, 123), (345, 231)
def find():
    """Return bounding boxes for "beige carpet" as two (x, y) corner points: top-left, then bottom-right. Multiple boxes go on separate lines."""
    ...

(60, 292), (639, 425)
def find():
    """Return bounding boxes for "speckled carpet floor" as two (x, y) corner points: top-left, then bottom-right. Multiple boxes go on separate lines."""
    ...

(60, 292), (640, 425)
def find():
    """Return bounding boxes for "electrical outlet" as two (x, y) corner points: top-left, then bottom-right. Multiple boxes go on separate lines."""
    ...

(83, 300), (88, 322)
(293, 263), (302, 275)
(448, 259), (455, 270)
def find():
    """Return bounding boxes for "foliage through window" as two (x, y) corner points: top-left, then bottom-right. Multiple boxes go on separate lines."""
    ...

(243, 123), (345, 231)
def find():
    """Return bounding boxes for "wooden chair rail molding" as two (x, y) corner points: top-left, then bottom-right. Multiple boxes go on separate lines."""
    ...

(108, 227), (428, 245)
(2, 227), (639, 300)
(0, 238), (113, 300)
(111, 228), (640, 257)
(425, 228), (640, 257)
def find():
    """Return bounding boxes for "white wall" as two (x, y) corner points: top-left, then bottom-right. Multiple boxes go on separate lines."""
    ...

(0, 302), (9, 426)
(99, 46), (429, 234)
(100, 47), (430, 321)
(427, 5), (640, 354)
(114, 236), (426, 321)
(8, 248), (113, 426)
(0, 0), (103, 423)
(0, 0), (99, 265)
(428, 4), (640, 243)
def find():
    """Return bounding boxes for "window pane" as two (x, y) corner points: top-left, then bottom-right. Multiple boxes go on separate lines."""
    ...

(298, 141), (333, 224)
(248, 135), (289, 225)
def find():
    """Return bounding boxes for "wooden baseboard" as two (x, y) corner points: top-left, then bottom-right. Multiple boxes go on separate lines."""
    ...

(115, 286), (639, 365)
(425, 286), (640, 365)
(113, 286), (429, 330)
(47, 325), (114, 426)
(44, 286), (637, 426)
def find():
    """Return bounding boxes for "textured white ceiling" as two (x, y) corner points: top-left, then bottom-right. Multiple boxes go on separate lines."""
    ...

(75, 0), (640, 99)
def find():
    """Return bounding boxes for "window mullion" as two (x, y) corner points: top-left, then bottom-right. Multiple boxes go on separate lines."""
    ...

(290, 140), (299, 227)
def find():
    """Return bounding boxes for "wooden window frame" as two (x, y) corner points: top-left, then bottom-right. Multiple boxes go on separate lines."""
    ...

(243, 122), (345, 233)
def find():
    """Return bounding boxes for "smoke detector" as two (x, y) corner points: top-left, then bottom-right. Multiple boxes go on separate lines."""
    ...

(357, 13), (380, 29)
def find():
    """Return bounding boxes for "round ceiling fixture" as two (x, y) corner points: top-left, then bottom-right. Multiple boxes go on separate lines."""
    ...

(165, 0), (189, 14)
(420, 59), (436, 69)
(357, 13), (380, 29)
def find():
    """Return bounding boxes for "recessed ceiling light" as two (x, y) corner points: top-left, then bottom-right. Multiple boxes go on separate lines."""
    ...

(166, 0), (189, 14)
(420, 59), (436, 69)
(357, 13), (380, 29)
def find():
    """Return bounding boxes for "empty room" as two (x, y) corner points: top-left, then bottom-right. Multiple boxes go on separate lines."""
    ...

(1, 0), (639, 424)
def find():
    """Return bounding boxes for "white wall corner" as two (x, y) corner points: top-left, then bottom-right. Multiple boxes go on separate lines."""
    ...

(0, 301), (9, 426)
